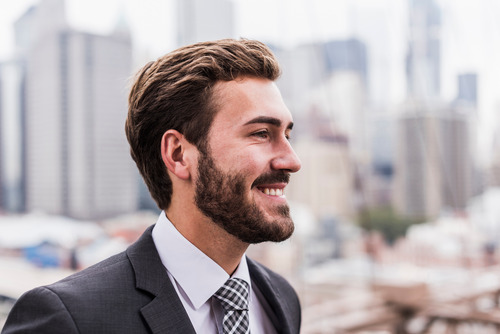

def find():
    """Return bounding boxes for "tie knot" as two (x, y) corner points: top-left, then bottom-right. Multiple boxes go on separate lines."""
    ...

(214, 278), (249, 311)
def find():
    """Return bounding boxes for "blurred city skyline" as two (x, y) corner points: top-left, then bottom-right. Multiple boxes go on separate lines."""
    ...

(1, 0), (500, 164)
(1, 0), (500, 219)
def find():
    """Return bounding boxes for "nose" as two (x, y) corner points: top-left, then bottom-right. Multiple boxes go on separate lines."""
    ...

(271, 139), (301, 173)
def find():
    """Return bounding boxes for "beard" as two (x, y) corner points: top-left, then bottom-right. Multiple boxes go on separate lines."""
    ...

(194, 148), (294, 244)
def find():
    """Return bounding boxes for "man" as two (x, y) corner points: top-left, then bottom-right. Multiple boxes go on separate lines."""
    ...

(2, 39), (302, 334)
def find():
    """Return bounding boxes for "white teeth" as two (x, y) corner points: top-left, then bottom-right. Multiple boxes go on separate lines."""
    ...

(262, 188), (284, 197)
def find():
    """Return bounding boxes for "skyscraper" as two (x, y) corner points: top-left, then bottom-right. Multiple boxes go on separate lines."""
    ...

(490, 130), (500, 187)
(395, 112), (441, 218)
(277, 38), (368, 108)
(0, 59), (26, 213)
(456, 73), (478, 107)
(439, 113), (471, 210)
(406, 0), (442, 100)
(18, 0), (138, 219)
(394, 106), (471, 218)
(324, 38), (368, 88)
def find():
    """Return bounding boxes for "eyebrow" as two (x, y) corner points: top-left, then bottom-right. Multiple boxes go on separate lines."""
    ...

(243, 116), (294, 130)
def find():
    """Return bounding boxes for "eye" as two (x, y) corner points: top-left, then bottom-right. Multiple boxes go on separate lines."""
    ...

(252, 130), (270, 139)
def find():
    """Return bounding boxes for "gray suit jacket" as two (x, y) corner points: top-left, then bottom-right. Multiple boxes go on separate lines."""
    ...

(2, 225), (301, 333)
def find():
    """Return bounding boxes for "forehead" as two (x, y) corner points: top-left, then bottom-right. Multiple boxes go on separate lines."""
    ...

(210, 77), (293, 129)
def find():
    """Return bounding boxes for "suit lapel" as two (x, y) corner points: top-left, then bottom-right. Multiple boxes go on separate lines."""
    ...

(127, 226), (196, 334)
(248, 259), (297, 334)
(140, 287), (196, 334)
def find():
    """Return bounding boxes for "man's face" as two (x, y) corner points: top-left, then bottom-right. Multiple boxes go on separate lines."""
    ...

(194, 77), (301, 244)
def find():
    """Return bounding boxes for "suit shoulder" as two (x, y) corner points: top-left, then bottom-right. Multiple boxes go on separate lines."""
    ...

(3, 286), (80, 333)
(26, 249), (138, 311)
(3, 227), (161, 333)
(50, 250), (131, 289)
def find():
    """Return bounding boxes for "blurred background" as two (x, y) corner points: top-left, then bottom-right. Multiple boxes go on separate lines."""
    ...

(1, 0), (500, 332)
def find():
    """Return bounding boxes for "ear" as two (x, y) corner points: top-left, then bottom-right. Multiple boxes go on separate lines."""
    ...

(161, 130), (192, 180)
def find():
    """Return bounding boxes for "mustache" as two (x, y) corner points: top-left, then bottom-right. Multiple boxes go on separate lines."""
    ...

(252, 171), (290, 187)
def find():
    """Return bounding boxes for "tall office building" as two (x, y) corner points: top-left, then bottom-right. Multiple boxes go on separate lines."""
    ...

(0, 59), (26, 213)
(394, 106), (471, 218)
(324, 39), (368, 88)
(17, 0), (138, 219)
(406, 0), (442, 100)
(490, 131), (500, 187)
(440, 113), (471, 210)
(277, 38), (368, 109)
(456, 73), (477, 107)
(176, 0), (235, 46)
(395, 113), (435, 218)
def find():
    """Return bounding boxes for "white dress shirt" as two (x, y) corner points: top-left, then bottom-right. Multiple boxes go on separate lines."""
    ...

(152, 211), (277, 334)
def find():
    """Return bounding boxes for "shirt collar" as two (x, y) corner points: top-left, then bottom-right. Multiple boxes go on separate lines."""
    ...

(152, 211), (252, 309)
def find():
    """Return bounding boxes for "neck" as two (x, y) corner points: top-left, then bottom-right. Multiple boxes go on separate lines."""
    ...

(165, 203), (249, 275)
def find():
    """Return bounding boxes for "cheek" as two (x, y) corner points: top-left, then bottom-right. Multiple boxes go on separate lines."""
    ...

(213, 145), (270, 178)
(236, 152), (268, 176)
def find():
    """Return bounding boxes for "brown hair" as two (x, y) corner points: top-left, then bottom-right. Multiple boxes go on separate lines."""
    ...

(125, 39), (281, 210)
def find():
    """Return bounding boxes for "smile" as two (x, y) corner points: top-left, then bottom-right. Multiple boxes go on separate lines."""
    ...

(258, 187), (285, 197)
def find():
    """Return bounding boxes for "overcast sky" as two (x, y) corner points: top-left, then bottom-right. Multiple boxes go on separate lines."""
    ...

(1, 0), (406, 60)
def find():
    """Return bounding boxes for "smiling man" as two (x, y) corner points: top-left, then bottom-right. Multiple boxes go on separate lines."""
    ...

(2, 39), (302, 334)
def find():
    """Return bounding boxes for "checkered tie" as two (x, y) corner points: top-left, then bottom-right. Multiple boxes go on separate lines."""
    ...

(214, 278), (250, 334)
